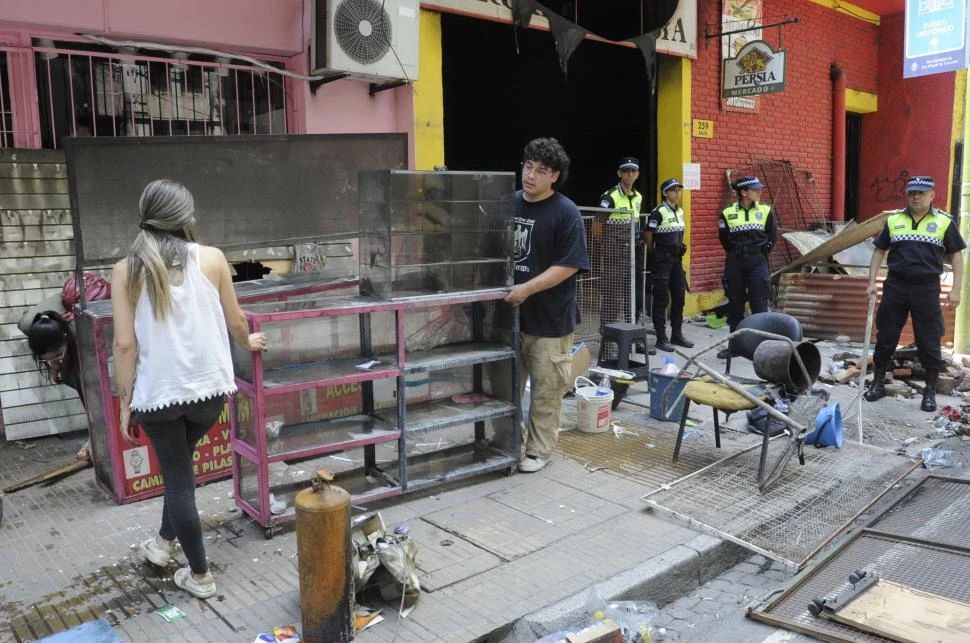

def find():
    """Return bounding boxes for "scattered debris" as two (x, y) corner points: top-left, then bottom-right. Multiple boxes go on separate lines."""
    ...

(253, 624), (302, 642)
(921, 448), (960, 469)
(155, 604), (186, 623)
(354, 607), (384, 633)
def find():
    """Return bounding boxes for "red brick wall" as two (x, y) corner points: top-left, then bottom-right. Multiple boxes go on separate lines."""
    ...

(858, 13), (955, 221)
(688, 0), (879, 292)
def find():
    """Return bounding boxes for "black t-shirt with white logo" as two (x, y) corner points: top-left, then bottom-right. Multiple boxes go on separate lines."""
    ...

(513, 190), (590, 337)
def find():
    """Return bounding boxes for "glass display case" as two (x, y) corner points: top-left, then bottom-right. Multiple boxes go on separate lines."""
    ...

(231, 289), (520, 537)
(74, 273), (357, 505)
(358, 170), (514, 299)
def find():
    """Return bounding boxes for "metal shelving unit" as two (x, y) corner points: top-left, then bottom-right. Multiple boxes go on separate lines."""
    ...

(230, 290), (521, 537)
(232, 169), (519, 536)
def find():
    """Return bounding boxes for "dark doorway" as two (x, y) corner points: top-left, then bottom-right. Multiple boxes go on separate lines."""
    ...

(440, 13), (657, 208)
(845, 113), (862, 221)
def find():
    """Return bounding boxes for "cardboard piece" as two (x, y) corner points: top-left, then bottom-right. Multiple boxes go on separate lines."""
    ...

(571, 344), (593, 384)
(565, 618), (622, 643)
(830, 578), (970, 642)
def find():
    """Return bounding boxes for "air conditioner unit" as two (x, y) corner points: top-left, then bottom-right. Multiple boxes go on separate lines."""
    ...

(311, 0), (420, 82)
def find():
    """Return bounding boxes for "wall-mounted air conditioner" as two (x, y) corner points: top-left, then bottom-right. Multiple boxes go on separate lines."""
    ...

(311, 0), (420, 82)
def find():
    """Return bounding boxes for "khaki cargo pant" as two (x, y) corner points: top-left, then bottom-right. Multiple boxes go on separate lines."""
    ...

(520, 332), (574, 460)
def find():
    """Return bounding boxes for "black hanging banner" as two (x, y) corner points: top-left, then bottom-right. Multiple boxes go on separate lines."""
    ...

(511, 1), (679, 77)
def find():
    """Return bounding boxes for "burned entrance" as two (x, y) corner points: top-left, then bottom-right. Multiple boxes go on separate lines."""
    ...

(440, 12), (658, 208)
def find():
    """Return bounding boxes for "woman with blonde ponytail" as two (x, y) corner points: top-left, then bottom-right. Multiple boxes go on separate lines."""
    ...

(112, 179), (268, 599)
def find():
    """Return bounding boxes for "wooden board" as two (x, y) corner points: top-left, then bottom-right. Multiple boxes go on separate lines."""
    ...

(2, 457), (90, 493)
(771, 211), (892, 278)
(830, 578), (970, 642)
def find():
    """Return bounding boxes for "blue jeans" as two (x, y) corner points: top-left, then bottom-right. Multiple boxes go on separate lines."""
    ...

(135, 397), (224, 574)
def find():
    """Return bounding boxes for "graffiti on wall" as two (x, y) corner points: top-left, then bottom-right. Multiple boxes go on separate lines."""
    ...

(869, 170), (910, 204)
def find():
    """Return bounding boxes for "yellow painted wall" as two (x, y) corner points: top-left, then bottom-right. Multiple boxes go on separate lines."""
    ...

(657, 55), (713, 316)
(414, 10), (445, 170)
(845, 89), (877, 114)
(806, 0), (880, 24)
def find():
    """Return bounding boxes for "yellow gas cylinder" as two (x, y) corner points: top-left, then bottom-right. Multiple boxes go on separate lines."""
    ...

(295, 470), (354, 642)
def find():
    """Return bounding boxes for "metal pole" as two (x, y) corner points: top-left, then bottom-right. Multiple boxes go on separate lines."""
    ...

(630, 215), (636, 323)
(955, 70), (970, 354)
(856, 293), (876, 444)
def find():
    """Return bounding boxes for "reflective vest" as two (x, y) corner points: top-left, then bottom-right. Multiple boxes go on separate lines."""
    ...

(601, 185), (642, 221)
(721, 202), (772, 234)
(886, 208), (952, 248)
(654, 202), (685, 234)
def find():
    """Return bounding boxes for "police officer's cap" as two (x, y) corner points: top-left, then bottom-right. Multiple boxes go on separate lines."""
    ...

(618, 157), (640, 171)
(734, 176), (764, 190)
(661, 178), (684, 193)
(907, 176), (935, 192)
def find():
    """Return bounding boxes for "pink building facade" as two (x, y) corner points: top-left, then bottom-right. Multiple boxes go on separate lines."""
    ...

(0, 0), (417, 165)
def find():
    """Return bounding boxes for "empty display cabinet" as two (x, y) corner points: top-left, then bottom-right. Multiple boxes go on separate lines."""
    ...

(358, 170), (514, 299)
(230, 289), (520, 537)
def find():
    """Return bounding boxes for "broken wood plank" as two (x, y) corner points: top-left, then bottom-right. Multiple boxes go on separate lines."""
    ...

(829, 578), (970, 643)
(2, 458), (90, 494)
(772, 211), (892, 278)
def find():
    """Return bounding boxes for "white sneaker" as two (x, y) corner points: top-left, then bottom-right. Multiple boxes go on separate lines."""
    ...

(173, 567), (217, 599)
(518, 456), (548, 473)
(140, 537), (176, 567)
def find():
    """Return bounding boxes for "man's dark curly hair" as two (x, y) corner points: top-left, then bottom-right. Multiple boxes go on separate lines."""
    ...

(522, 137), (570, 189)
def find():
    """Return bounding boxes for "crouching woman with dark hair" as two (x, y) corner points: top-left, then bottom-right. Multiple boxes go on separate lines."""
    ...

(21, 309), (91, 459)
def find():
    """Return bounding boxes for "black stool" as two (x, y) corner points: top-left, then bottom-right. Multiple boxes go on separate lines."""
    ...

(598, 323), (651, 381)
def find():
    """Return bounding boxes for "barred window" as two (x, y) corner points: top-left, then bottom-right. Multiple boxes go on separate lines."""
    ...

(0, 52), (13, 148)
(34, 40), (288, 149)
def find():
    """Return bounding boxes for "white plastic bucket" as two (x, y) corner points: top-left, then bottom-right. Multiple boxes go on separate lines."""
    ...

(574, 376), (614, 433)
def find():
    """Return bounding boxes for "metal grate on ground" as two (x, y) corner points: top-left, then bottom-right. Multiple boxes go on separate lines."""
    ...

(751, 477), (970, 642)
(557, 416), (765, 490)
(641, 439), (919, 569)
(867, 476), (970, 548)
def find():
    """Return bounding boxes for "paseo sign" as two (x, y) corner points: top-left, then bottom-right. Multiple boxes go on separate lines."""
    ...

(722, 40), (786, 98)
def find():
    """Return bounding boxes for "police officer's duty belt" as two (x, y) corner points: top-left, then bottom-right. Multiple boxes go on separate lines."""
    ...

(887, 273), (940, 285)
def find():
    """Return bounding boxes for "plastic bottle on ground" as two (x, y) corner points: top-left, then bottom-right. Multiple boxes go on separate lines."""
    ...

(598, 375), (612, 396)
(661, 356), (679, 377)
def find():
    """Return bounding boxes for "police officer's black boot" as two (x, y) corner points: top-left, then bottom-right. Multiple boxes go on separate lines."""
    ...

(654, 328), (675, 353)
(863, 361), (889, 402)
(921, 370), (939, 412)
(670, 323), (694, 349)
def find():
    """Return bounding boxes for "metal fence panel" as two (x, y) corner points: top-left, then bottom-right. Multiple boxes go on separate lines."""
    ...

(575, 208), (639, 345)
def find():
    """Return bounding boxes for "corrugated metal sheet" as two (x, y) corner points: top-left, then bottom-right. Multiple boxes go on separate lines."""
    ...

(779, 272), (955, 344)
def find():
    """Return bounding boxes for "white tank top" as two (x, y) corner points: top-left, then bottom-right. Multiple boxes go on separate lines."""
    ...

(130, 244), (237, 412)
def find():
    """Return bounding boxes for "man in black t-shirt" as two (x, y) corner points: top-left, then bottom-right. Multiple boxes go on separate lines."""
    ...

(507, 138), (590, 473)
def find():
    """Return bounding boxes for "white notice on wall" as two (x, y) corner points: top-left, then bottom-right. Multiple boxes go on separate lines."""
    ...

(683, 163), (701, 190)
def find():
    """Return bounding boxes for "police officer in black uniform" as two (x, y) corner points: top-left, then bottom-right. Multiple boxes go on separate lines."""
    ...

(646, 178), (693, 352)
(717, 175), (778, 358)
(599, 157), (652, 352)
(864, 176), (965, 412)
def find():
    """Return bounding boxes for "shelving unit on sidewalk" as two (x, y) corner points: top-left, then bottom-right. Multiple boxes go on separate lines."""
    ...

(231, 290), (521, 537)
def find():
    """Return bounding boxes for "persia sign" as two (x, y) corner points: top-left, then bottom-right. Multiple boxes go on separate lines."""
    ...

(722, 40), (786, 98)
